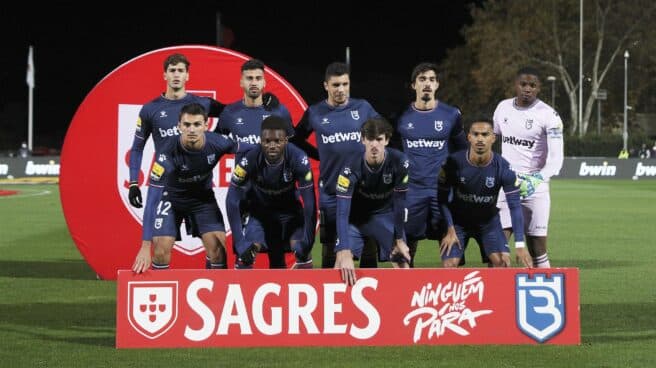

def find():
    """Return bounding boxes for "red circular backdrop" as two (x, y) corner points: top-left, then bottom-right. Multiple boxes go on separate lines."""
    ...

(60, 45), (311, 280)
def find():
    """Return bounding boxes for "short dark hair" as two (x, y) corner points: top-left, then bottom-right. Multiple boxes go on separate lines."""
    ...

(465, 116), (493, 132)
(361, 117), (393, 140)
(516, 66), (541, 80)
(241, 58), (265, 73)
(410, 62), (440, 83)
(163, 53), (190, 72)
(261, 115), (290, 133)
(179, 103), (208, 121)
(325, 62), (350, 81)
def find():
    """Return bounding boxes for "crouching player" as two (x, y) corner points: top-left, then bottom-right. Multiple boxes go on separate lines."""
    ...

(226, 116), (317, 269)
(334, 117), (411, 285)
(132, 102), (240, 272)
(437, 117), (532, 268)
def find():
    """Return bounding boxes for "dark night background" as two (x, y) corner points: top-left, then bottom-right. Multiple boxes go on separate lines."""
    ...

(1, 1), (480, 153)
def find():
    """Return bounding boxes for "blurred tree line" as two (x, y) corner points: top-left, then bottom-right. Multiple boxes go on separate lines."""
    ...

(438, 0), (656, 155)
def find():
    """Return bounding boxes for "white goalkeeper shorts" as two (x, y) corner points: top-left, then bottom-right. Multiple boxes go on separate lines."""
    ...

(497, 182), (551, 237)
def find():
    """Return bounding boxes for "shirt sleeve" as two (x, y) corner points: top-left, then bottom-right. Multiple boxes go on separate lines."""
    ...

(334, 165), (357, 252)
(540, 112), (564, 180)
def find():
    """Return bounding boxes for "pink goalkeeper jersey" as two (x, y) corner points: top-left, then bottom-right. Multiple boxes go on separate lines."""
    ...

(493, 98), (564, 181)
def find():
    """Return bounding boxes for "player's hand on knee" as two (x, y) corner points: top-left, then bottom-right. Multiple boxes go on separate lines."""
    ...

(439, 227), (460, 257)
(128, 181), (143, 208)
(390, 239), (411, 268)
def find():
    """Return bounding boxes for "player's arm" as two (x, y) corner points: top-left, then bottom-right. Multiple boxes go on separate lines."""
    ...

(390, 156), (410, 266)
(296, 157), (317, 256)
(449, 110), (468, 152)
(225, 159), (250, 255)
(128, 112), (152, 208)
(539, 117), (565, 180)
(437, 161), (460, 256)
(289, 109), (320, 160)
(503, 167), (531, 267)
(335, 168), (357, 285)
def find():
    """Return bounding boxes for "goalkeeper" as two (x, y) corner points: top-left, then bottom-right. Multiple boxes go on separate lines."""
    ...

(492, 67), (564, 268)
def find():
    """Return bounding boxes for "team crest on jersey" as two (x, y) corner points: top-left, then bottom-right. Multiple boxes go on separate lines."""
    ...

(128, 281), (178, 339)
(207, 154), (216, 165)
(516, 274), (566, 343)
(351, 110), (360, 120)
(301, 156), (309, 166)
(151, 162), (165, 180)
(336, 175), (350, 193)
(283, 169), (293, 182)
(240, 157), (249, 167)
(158, 154), (167, 162)
(525, 119), (534, 129)
(403, 160), (409, 169)
(485, 177), (495, 188)
(434, 120), (444, 131)
(383, 173), (392, 184)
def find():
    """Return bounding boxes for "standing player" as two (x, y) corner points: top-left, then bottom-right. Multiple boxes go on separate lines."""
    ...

(226, 116), (316, 269)
(493, 66), (564, 268)
(217, 58), (294, 160)
(128, 53), (278, 269)
(217, 58), (295, 264)
(132, 103), (240, 272)
(334, 117), (411, 286)
(437, 118), (532, 268)
(290, 62), (381, 269)
(393, 62), (467, 267)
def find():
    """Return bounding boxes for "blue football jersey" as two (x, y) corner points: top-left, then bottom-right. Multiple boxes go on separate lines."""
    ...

(395, 102), (467, 188)
(129, 94), (218, 182)
(294, 98), (379, 196)
(217, 101), (294, 147)
(229, 143), (314, 212)
(438, 150), (518, 221)
(336, 148), (409, 220)
(149, 133), (236, 193)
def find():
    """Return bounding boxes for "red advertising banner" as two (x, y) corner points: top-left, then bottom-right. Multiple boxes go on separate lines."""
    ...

(116, 268), (580, 348)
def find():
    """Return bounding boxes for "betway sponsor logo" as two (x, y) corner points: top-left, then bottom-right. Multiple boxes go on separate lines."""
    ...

(321, 131), (361, 144)
(25, 160), (60, 176)
(236, 134), (260, 145)
(502, 136), (535, 149)
(405, 139), (445, 149)
(357, 188), (391, 200)
(455, 190), (494, 204)
(578, 162), (616, 176)
(634, 162), (656, 177)
(184, 278), (380, 341)
(159, 126), (180, 137)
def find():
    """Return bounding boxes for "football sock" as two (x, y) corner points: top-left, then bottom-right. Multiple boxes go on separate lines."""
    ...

(151, 262), (169, 270)
(534, 253), (551, 268)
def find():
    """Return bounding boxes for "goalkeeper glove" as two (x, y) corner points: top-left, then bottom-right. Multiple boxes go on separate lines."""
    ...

(128, 181), (143, 208)
(516, 173), (543, 198)
(262, 92), (279, 111)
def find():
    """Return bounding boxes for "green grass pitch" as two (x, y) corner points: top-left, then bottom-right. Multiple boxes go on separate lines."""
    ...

(0, 180), (654, 367)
